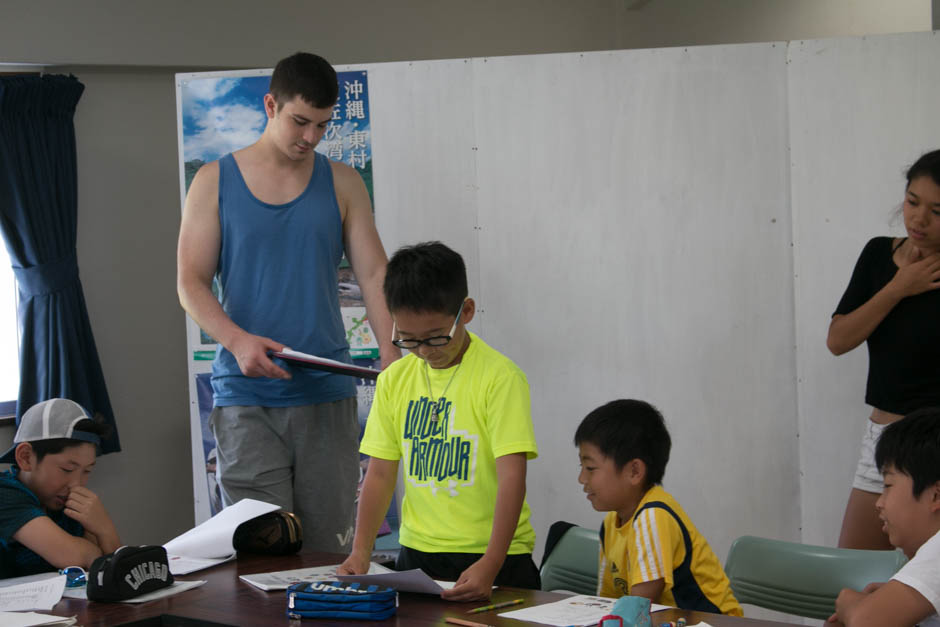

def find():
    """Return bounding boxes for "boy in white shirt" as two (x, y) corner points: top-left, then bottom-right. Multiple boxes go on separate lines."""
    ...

(829, 407), (940, 627)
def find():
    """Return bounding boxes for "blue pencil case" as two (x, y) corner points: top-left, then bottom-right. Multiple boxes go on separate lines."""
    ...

(286, 581), (397, 620)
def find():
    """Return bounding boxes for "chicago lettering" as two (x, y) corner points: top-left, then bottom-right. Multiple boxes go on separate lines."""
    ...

(123, 561), (169, 590)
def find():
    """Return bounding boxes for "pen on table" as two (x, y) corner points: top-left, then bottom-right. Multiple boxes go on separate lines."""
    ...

(446, 618), (494, 627)
(467, 597), (525, 614)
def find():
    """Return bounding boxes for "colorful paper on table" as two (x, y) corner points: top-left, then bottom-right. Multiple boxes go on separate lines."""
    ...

(498, 594), (672, 627)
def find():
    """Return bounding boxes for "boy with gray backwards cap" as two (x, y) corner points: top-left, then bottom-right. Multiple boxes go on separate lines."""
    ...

(0, 398), (120, 578)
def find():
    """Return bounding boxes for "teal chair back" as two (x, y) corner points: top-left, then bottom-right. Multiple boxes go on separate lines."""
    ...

(724, 535), (907, 619)
(540, 523), (600, 595)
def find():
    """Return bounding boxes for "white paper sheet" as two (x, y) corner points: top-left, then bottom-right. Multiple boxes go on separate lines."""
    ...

(279, 349), (357, 369)
(167, 553), (236, 576)
(56, 579), (204, 603)
(240, 562), (392, 591)
(0, 573), (62, 589)
(59, 588), (86, 600)
(0, 575), (66, 612)
(335, 569), (455, 595)
(0, 612), (76, 627)
(163, 498), (280, 574)
(120, 580), (206, 603)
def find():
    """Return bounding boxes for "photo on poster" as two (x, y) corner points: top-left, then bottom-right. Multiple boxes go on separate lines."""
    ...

(194, 373), (222, 516)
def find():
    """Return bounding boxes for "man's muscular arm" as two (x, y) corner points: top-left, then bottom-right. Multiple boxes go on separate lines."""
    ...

(177, 162), (290, 379)
(333, 161), (401, 368)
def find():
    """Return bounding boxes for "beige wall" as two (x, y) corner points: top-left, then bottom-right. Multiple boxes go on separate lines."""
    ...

(0, 0), (931, 68)
(0, 0), (931, 544)
(0, 68), (192, 544)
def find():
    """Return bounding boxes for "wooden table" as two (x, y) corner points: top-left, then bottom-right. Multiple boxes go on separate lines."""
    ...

(49, 551), (803, 626)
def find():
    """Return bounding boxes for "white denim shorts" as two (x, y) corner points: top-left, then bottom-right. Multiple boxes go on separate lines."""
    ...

(852, 418), (888, 493)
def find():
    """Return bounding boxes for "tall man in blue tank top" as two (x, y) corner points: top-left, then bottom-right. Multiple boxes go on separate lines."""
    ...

(177, 52), (400, 552)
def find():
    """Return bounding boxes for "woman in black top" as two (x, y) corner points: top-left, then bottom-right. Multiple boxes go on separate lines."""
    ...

(828, 149), (940, 550)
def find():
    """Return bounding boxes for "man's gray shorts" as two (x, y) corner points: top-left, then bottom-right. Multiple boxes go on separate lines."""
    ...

(209, 398), (359, 553)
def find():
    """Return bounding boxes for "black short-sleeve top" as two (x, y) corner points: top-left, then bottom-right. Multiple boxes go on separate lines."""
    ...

(834, 237), (940, 414)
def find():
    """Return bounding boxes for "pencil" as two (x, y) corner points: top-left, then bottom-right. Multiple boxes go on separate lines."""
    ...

(466, 597), (525, 614)
(446, 618), (493, 627)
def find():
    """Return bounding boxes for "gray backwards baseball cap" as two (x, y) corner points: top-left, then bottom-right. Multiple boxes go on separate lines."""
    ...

(0, 399), (100, 464)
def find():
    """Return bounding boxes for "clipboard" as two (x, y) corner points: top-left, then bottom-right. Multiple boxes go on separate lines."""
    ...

(271, 350), (380, 380)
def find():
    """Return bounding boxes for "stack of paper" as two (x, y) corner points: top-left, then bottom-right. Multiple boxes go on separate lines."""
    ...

(0, 612), (76, 627)
(239, 562), (392, 591)
(163, 498), (280, 575)
(336, 569), (457, 595)
(0, 574), (66, 612)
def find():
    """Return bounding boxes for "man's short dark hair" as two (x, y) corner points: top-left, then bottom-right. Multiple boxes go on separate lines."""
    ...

(574, 399), (671, 488)
(27, 419), (110, 464)
(269, 52), (338, 110)
(875, 407), (940, 497)
(384, 241), (468, 315)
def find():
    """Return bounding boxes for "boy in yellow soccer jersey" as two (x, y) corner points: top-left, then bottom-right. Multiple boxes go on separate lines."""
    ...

(339, 241), (539, 601)
(575, 399), (742, 615)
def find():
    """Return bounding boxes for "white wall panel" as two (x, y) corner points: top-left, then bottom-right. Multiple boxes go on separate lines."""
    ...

(789, 31), (940, 547)
(469, 45), (798, 560)
(365, 58), (481, 303)
(170, 30), (940, 566)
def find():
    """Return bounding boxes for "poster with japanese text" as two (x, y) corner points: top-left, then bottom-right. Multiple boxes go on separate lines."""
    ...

(178, 69), (378, 357)
(177, 69), (388, 528)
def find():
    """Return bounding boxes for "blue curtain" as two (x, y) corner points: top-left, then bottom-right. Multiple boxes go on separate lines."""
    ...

(0, 74), (120, 454)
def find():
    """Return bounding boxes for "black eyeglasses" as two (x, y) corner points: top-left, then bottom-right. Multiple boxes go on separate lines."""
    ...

(391, 300), (465, 349)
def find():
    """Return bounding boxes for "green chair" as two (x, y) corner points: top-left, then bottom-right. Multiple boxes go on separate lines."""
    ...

(539, 521), (600, 595)
(724, 535), (907, 619)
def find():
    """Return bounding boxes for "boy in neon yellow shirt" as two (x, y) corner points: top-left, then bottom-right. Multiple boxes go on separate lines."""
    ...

(339, 241), (539, 601)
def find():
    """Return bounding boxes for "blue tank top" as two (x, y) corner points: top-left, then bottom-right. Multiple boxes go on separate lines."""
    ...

(212, 151), (355, 406)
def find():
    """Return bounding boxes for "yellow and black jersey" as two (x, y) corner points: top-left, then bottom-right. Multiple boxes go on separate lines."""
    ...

(598, 485), (742, 616)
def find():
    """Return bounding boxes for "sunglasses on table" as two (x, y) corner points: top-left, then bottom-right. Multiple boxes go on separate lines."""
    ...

(59, 566), (87, 588)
